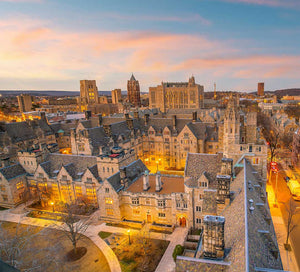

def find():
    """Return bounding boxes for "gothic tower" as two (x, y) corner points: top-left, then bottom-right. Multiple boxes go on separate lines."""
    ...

(223, 96), (240, 156)
(127, 74), (141, 107)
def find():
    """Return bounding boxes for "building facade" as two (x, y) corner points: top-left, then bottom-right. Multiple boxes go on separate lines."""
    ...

(127, 74), (141, 107)
(258, 82), (265, 96)
(17, 94), (33, 113)
(149, 76), (204, 112)
(111, 89), (122, 104)
(79, 80), (99, 110)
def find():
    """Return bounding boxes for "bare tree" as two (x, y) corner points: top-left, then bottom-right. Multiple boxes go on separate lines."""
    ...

(57, 203), (90, 255)
(282, 198), (300, 250)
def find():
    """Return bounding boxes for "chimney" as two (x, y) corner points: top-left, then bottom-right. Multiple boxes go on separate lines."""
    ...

(172, 115), (177, 129)
(97, 114), (103, 126)
(103, 124), (112, 137)
(134, 111), (139, 119)
(155, 172), (162, 191)
(221, 158), (233, 176)
(120, 167), (128, 188)
(192, 111), (197, 122)
(203, 215), (225, 259)
(143, 170), (150, 191)
(126, 118), (133, 130)
(216, 175), (231, 204)
(144, 114), (150, 126)
(85, 110), (92, 120)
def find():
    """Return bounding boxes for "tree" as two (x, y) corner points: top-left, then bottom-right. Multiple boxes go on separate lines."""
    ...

(281, 198), (300, 250)
(257, 112), (280, 162)
(57, 203), (90, 256)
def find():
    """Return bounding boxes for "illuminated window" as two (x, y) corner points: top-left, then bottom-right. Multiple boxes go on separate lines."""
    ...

(196, 218), (202, 224)
(106, 208), (114, 216)
(199, 194), (203, 200)
(105, 197), (113, 204)
(145, 198), (150, 205)
(86, 178), (92, 182)
(16, 182), (24, 190)
(2, 194), (8, 201)
(75, 186), (82, 196)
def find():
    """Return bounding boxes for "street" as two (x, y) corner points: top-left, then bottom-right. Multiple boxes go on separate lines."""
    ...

(269, 163), (300, 270)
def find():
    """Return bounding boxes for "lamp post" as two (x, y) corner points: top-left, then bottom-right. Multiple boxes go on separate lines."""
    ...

(50, 201), (54, 213)
(127, 229), (131, 245)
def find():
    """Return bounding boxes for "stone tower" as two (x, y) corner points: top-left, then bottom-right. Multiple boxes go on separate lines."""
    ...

(203, 215), (225, 259)
(223, 96), (240, 156)
(246, 112), (257, 143)
(79, 80), (98, 110)
(127, 74), (141, 107)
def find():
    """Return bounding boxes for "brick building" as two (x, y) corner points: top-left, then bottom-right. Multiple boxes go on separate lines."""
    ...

(127, 74), (141, 107)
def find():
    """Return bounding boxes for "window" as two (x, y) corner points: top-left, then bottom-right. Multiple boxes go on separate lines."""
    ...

(107, 167), (109, 173)
(176, 202), (180, 208)
(112, 167), (114, 172)
(164, 138), (169, 142)
(106, 208), (114, 216)
(240, 146), (243, 151)
(0, 185), (5, 192)
(183, 203), (187, 208)
(105, 188), (109, 193)
(75, 186), (82, 196)
(62, 175), (67, 181)
(2, 194), (8, 201)
(249, 145), (252, 152)
(184, 133), (189, 138)
(253, 158), (259, 165)
(199, 194), (203, 200)
(200, 182), (207, 187)
(132, 197), (139, 205)
(157, 200), (166, 208)
(103, 167), (105, 173)
(158, 213), (166, 218)
(259, 147), (261, 152)
(38, 173), (44, 178)
(196, 206), (201, 212)
(196, 218), (202, 224)
(133, 209), (140, 215)
(209, 145), (213, 149)
(87, 178), (92, 182)
(16, 182), (24, 190)
(105, 197), (113, 204)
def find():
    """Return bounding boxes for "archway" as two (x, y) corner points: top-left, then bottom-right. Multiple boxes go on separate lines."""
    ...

(179, 216), (186, 227)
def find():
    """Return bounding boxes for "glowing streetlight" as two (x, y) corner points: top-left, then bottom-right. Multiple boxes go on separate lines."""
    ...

(127, 229), (131, 245)
(50, 201), (54, 212)
(156, 161), (159, 172)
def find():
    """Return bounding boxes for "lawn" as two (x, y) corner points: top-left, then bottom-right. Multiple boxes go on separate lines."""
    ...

(99, 231), (112, 239)
(108, 233), (169, 272)
(0, 221), (110, 272)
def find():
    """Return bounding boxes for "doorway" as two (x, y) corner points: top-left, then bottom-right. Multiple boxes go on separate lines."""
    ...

(179, 217), (186, 227)
(147, 214), (151, 223)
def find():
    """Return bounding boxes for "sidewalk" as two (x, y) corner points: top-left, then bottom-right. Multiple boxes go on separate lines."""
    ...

(267, 184), (299, 272)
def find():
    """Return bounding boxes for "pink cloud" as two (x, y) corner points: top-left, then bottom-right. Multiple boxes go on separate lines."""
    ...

(222, 0), (300, 8)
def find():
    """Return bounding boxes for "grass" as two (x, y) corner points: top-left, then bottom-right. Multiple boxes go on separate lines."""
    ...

(0, 221), (110, 272)
(111, 235), (169, 272)
(98, 231), (112, 239)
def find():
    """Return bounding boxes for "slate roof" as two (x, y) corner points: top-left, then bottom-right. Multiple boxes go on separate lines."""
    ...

(217, 159), (284, 272)
(0, 164), (27, 181)
(106, 159), (148, 192)
(50, 122), (76, 135)
(4, 122), (36, 144)
(87, 127), (109, 152)
(41, 153), (97, 179)
(185, 153), (223, 188)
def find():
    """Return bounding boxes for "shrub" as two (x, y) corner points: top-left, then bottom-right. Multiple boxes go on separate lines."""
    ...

(172, 244), (184, 262)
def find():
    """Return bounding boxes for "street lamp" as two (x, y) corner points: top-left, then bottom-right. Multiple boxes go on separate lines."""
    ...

(156, 161), (159, 172)
(127, 229), (131, 245)
(50, 201), (54, 213)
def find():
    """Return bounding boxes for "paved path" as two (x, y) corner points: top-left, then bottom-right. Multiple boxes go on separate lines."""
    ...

(155, 227), (188, 272)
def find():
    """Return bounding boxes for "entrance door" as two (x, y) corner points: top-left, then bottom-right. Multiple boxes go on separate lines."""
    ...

(147, 214), (151, 223)
(179, 217), (186, 227)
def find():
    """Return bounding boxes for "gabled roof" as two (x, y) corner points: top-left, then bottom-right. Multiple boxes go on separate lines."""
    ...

(4, 122), (36, 144)
(130, 74), (136, 81)
(0, 164), (27, 181)
(185, 153), (223, 188)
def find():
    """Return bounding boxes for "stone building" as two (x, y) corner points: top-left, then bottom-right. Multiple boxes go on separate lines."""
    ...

(17, 94), (33, 112)
(176, 159), (284, 272)
(292, 128), (300, 167)
(111, 89), (122, 104)
(0, 164), (27, 208)
(149, 76), (204, 112)
(127, 74), (141, 107)
(222, 96), (268, 179)
(79, 80), (99, 111)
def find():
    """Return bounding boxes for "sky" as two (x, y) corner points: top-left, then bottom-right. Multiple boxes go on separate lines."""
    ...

(0, 0), (300, 92)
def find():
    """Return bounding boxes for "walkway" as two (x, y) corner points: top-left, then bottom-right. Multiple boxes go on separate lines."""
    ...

(155, 227), (188, 272)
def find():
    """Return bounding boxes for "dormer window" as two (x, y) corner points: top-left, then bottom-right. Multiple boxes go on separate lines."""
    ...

(62, 175), (67, 181)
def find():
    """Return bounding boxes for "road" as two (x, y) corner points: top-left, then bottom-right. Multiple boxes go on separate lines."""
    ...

(269, 163), (300, 270)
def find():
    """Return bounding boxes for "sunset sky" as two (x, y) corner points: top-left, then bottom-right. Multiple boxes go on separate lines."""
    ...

(0, 0), (299, 92)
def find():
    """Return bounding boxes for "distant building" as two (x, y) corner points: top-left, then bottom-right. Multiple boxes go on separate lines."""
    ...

(17, 94), (33, 112)
(127, 74), (141, 107)
(111, 89), (122, 104)
(98, 96), (108, 104)
(258, 82), (264, 96)
(79, 80), (99, 110)
(149, 76), (204, 112)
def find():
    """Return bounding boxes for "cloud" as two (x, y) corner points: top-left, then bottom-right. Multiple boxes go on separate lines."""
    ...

(104, 13), (212, 26)
(0, 17), (299, 90)
(221, 0), (300, 8)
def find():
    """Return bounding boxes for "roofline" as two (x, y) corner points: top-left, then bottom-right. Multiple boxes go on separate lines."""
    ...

(244, 158), (249, 272)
